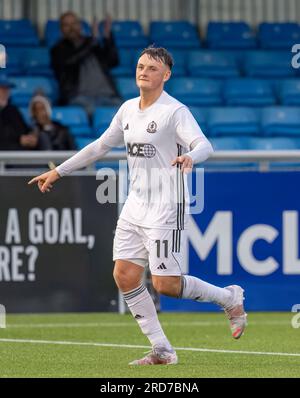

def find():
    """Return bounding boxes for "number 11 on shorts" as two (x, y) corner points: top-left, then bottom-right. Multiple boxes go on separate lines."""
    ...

(155, 240), (168, 258)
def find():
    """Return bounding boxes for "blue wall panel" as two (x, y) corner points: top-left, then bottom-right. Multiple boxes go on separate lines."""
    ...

(161, 171), (300, 311)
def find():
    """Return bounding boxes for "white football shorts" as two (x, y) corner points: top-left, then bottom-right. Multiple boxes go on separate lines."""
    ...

(113, 218), (185, 276)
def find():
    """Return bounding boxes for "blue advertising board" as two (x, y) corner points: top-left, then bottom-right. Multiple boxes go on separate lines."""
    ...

(161, 171), (300, 311)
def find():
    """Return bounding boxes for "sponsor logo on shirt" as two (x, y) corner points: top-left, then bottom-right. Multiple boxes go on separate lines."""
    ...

(146, 121), (157, 134)
(127, 143), (156, 158)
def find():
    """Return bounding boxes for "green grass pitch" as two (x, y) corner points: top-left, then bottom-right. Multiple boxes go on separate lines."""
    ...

(0, 312), (299, 378)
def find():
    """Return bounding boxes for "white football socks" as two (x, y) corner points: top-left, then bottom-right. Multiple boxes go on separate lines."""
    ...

(181, 275), (232, 308)
(123, 284), (173, 352)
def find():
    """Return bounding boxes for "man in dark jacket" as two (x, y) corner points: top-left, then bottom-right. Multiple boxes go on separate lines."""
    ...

(51, 11), (121, 116)
(0, 75), (47, 150)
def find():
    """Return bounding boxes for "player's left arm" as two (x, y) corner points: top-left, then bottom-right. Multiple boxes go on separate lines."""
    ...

(172, 107), (214, 173)
(172, 137), (213, 173)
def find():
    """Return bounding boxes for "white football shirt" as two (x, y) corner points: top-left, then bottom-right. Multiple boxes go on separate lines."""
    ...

(56, 90), (212, 230)
(98, 90), (211, 229)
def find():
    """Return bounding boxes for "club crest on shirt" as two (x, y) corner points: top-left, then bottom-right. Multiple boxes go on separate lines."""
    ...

(146, 121), (157, 133)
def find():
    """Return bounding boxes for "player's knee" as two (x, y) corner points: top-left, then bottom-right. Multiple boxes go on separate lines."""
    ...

(113, 266), (128, 289)
(113, 262), (143, 291)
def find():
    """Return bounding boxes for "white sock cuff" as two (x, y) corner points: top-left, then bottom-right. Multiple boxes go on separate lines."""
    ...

(123, 284), (148, 306)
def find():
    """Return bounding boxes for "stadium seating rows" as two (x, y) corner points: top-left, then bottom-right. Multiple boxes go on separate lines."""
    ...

(113, 77), (300, 105)
(4, 47), (299, 78)
(2, 18), (300, 153)
(2, 19), (300, 50)
(18, 104), (300, 151)
(8, 74), (300, 108)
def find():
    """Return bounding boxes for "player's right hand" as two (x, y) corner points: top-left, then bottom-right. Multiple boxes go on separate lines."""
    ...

(27, 169), (61, 193)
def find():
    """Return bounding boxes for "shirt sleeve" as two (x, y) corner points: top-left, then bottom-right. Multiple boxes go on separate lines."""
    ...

(174, 106), (213, 164)
(56, 106), (125, 177)
(174, 106), (207, 147)
(186, 137), (214, 164)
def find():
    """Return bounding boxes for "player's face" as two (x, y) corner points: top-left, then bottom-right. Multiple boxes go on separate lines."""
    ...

(136, 54), (171, 92)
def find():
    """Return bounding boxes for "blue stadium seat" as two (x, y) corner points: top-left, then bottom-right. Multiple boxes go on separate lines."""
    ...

(7, 47), (53, 77)
(209, 136), (250, 150)
(45, 20), (91, 47)
(93, 106), (119, 135)
(168, 50), (188, 77)
(261, 106), (300, 136)
(166, 78), (222, 106)
(111, 49), (135, 77)
(223, 79), (276, 106)
(206, 136), (253, 170)
(52, 106), (92, 136)
(207, 107), (260, 136)
(243, 51), (296, 77)
(150, 21), (201, 49)
(100, 21), (148, 48)
(132, 49), (145, 66)
(258, 23), (300, 49)
(19, 105), (92, 137)
(277, 79), (300, 105)
(248, 137), (298, 150)
(5, 47), (26, 76)
(187, 50), (240, 78)
(10, 76), (58, 106)
(290, 137), (300, 149)
(75, 137), (94, 150)
(114, 78), (139, 100)
(206, 22), (257, 49)
(189, 106), (208, 133)
(0, 19), (39, 46)
(23, 47), (53, 77)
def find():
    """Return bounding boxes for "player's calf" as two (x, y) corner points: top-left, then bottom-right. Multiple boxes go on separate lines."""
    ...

(151, 275), (181, 297)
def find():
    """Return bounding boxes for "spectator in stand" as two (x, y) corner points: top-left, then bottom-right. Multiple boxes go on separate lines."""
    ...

(29, 94), (76, 150)
(51, 11), (121, 116)
(0, 75), (49, 150)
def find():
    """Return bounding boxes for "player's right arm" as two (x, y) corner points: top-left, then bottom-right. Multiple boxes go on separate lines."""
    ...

(28, 106), (125, 193)
(28, 168), (61, 193)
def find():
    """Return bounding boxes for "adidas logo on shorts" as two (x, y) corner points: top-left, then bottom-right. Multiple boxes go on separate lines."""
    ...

(157, 263), (167, 270)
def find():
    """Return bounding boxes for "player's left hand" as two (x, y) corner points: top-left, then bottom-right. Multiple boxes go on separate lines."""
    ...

(171, 155), (193, 173)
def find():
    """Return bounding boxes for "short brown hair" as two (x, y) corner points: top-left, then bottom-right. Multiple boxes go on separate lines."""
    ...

(139, 46), (174, 70)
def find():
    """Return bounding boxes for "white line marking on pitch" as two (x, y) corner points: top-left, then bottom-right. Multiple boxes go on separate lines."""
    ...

(5, 320), (291, 328)
(0, 338), (299, 358)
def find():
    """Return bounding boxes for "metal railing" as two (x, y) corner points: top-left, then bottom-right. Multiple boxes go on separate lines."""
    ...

(1, 150), (300, 173)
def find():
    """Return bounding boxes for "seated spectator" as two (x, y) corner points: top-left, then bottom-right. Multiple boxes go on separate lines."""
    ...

(29, 94), (76, 150)
(51, 11), (121, 116)
(0, 74), (49, 150)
